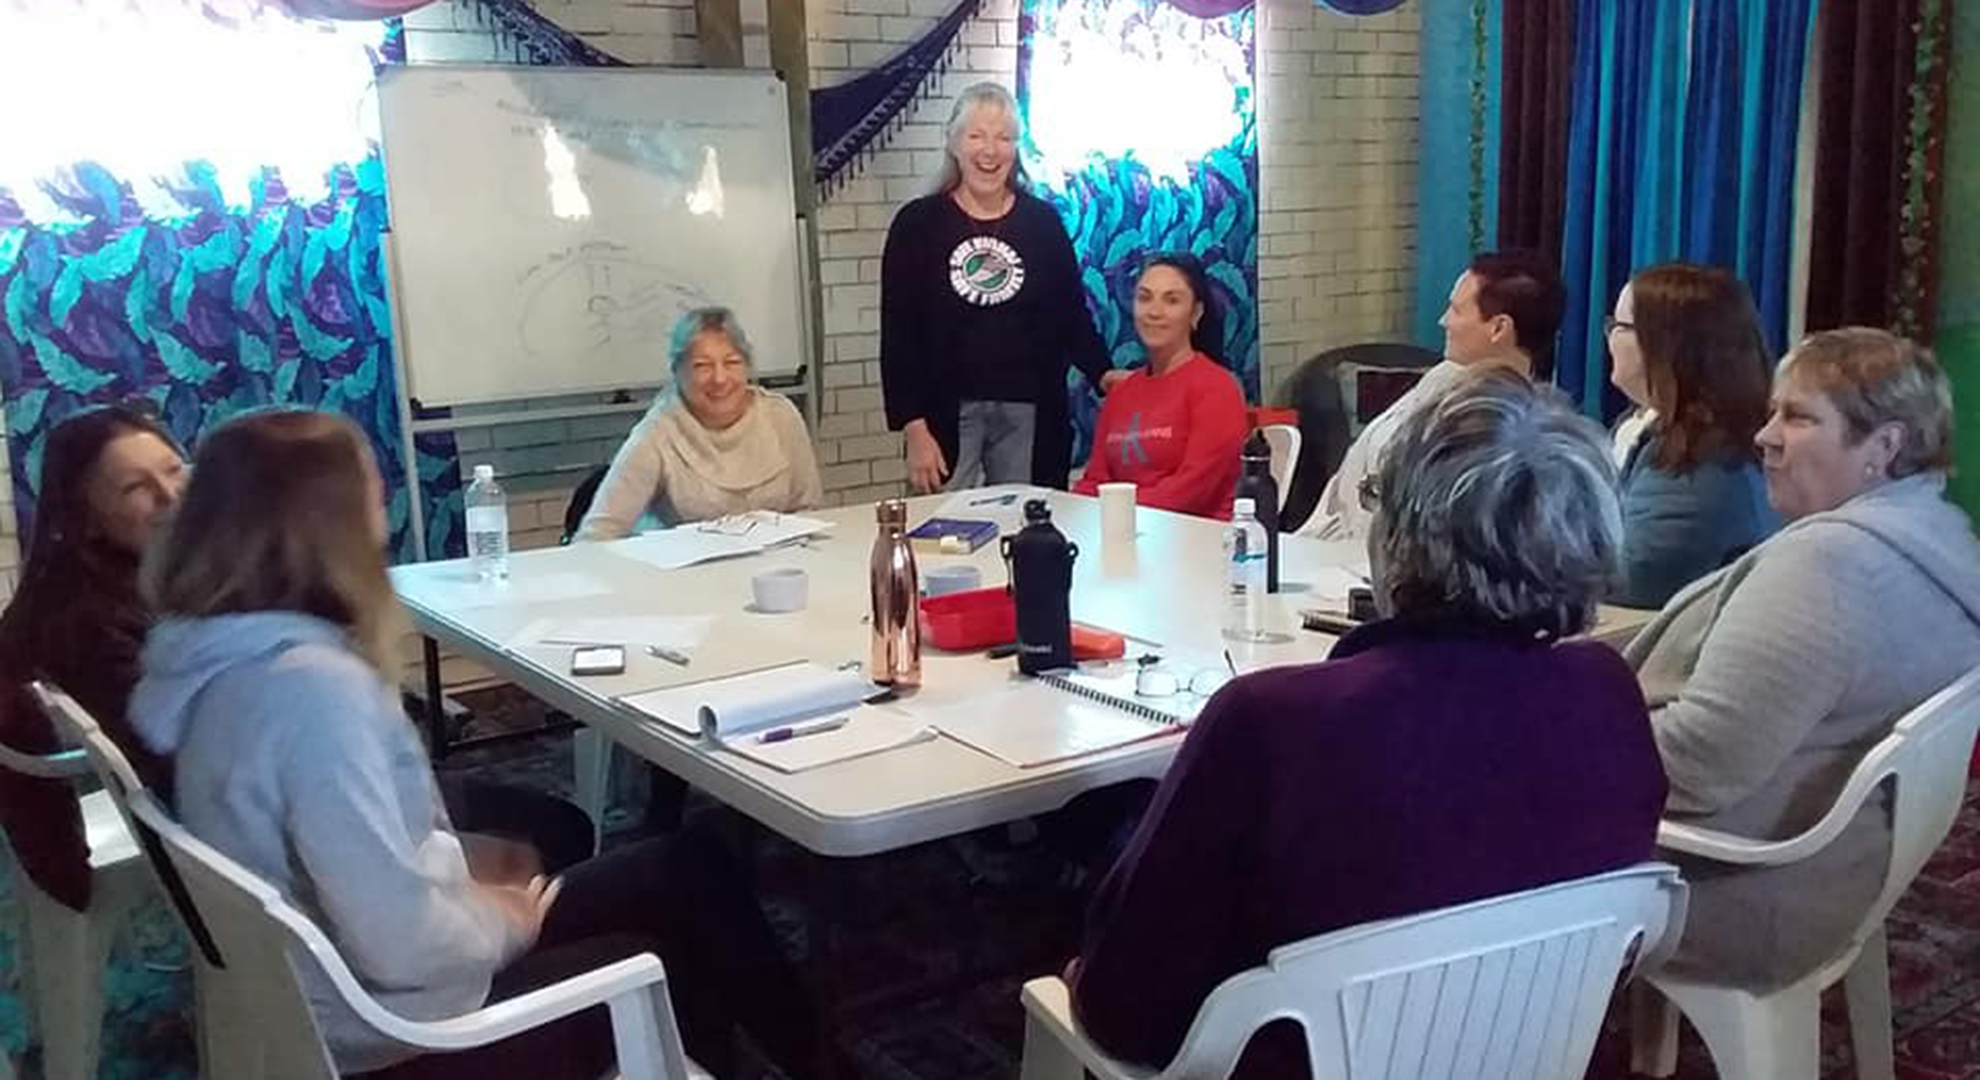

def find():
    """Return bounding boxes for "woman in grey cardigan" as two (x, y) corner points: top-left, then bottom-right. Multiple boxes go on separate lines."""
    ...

(1604, 264), (1778, 607)
(1626, 328), (1980, 989)
(576, 307), (823, 540)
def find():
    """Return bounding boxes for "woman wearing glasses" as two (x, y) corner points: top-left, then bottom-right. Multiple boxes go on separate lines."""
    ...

(1069, 368), (1667, 1076)
(1604, 264), (1777, 607)
(575, 307), (823, 540)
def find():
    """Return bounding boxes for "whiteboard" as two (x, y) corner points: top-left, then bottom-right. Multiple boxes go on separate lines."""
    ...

(378, 66), (807, 406)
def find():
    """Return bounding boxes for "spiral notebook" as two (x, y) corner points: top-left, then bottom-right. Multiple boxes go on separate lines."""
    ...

(931, 662), (1214, 769)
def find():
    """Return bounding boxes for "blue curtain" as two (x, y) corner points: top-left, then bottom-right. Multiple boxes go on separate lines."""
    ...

(1680, 0), (1818, 357)
(1558, 2), (1680, 416)
(1556, 0), (1815, 416)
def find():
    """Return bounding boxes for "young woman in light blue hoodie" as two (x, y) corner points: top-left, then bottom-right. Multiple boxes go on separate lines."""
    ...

(130, 411), (818, 1079)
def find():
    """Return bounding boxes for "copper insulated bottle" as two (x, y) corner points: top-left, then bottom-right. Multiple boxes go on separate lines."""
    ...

(868, 498), (922, 687)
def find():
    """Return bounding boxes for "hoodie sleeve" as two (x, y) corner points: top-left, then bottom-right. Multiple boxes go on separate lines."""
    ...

(274, 655), (527, 992)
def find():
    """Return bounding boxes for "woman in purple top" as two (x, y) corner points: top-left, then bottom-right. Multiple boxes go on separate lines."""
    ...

(1071, 367), (1670, 1076)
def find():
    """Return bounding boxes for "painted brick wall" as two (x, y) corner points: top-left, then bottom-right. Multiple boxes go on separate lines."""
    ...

(1255, 0), (1420, 403)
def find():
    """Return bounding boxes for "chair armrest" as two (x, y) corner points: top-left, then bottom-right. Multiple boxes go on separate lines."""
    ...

(1019, 976), (1151, 1080)
(0, 743), (89, 780)
(1656, 818), (1840, 867)
(349, 954), (669, 1052)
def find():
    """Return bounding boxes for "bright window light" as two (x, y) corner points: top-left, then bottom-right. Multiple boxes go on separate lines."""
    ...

(1024, 3), (1250, 183)
(0, 0), (383, 224)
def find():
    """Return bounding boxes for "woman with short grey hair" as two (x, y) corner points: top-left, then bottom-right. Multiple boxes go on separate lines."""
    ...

(576, 306), (822, 539)
(1072, 366), (1665, 1074)
(1628, 326), (1980, 991)
(1370, 364), (1623, 637)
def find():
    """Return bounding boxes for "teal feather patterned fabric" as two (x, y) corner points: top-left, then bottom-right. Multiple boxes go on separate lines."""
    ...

(1016, 0), (1259, 460)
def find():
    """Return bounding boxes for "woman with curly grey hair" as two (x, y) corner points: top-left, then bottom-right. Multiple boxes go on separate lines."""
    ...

(1071, 367), (1667, 1076)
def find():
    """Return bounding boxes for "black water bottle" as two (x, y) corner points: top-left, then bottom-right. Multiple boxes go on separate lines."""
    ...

(1001, 499), (1077, 674)
(1234, 431), (1281, 593)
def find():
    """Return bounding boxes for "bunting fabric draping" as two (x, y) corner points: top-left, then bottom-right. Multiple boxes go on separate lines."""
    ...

(812, 0), (981, 194)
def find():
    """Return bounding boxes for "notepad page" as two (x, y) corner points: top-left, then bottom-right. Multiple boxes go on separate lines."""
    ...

(928, 683), (1176, 769)
(618, 662), (876, 738)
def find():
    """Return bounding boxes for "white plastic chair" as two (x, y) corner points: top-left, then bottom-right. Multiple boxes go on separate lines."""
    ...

(1631, 665), (1980, 1080)
(120, 787), (710, 1080)
(1020, 862), (1687, 1080)
(29, 681), (264, 1080)
(1258, 423), (1300, 513)
(0, 700), (146, 1080)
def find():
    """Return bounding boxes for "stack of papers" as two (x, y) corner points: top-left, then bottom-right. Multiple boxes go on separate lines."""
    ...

(618, 661), (933, 773)
(606, 511), (833, 571)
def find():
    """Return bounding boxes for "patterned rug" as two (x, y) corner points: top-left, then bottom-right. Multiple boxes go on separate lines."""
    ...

(8, 689), (1980, 1079)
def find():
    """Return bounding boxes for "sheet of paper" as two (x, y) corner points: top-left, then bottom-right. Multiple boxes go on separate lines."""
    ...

(926, 682), (1177, 769)
(605, 512), (834, 571)
(607, 528), (762, 571)
(395, 567), (615, 611)
(504, 615), (713, 652)
(618, 661), (877, 737)
(722, 708), (935, 774)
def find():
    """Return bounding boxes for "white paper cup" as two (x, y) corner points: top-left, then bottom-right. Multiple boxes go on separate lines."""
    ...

(750, 567), (808, 613)
(1099, 482), (1137, 546)
(923, 563), (983, 597)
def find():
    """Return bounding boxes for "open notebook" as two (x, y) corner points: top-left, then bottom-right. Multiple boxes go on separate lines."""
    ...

(930, 660), (1221, 769)
(617, 661), (932, 773)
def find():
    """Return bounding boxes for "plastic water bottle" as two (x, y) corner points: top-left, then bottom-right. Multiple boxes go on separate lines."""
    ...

(1223, 497), (1268, 642)
(464, 464), (510, 583)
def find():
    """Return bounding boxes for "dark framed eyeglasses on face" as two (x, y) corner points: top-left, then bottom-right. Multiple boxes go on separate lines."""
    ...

(1356, 474), (1381, 513)
(1603, 316), (1636, 337)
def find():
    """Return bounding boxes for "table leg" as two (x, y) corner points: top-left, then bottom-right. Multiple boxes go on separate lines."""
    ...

(803, 849), (849, 1080)
(421, 635), (447, 758)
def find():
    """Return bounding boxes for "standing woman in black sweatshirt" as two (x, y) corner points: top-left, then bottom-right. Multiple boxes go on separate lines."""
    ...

(880, 81), (1122, 493)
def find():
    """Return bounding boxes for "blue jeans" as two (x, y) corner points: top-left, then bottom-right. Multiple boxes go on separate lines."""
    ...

(948, 399), (1036, 490)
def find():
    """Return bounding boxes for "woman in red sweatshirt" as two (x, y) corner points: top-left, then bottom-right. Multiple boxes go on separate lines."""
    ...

(1074, 254), (1249, 519)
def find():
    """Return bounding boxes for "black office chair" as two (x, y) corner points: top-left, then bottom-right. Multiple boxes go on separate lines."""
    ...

(1277, 342), (1440, 532)
(559, 465), (611, 545)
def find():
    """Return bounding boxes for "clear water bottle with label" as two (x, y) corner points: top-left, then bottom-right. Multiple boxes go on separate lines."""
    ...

(464, 464), (510, 583)
(1223, 497), (1268, 642)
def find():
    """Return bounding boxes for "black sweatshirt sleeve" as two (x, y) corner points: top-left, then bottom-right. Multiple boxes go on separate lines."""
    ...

(880, 200), (933, 431)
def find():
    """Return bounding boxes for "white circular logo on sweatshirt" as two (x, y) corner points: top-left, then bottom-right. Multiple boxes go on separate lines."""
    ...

(948, 236), (1026, 307)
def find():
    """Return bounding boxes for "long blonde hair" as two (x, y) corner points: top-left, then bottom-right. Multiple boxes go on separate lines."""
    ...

(144, 410), (405, 681)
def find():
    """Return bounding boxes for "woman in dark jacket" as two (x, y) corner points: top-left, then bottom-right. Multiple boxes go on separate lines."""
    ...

(0, 403), (185, 910)
(880, 81), (1120, 492)
(1071, 369), (1668, 1077)
(0, 404), (595, 914)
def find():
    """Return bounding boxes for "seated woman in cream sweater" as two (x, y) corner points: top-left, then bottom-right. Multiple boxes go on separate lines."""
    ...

(577, 307), (824, 539)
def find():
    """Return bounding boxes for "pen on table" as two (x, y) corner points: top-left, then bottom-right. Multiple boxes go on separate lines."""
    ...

(969, 493), (1019, 506)
(756, 716), (850, 744)
(646, 645), (691, 666)
(1223, 649), (1238, 675)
